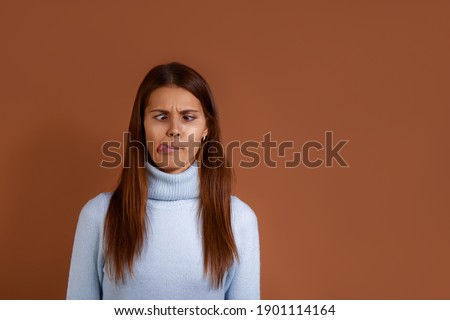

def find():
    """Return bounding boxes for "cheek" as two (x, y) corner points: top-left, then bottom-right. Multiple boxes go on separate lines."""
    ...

(143, 128), (160, 153)
(189, 121), (207, 137)
(144, 121), (160, 139)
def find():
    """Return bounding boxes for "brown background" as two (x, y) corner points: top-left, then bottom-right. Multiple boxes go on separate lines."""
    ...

(0, 0), (449, 299)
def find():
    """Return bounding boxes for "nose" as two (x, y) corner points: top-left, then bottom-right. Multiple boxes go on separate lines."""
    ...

(168, 130), (180, 137)
(167, 119), (180, 138)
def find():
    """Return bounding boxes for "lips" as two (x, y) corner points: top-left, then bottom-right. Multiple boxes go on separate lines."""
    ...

(157, 142), (182, 153)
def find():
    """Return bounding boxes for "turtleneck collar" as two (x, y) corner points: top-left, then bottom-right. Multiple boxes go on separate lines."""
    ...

(145, 160), (200, 200)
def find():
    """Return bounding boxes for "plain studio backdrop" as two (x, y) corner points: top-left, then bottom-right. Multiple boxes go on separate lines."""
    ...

(0, 0), (449, 299)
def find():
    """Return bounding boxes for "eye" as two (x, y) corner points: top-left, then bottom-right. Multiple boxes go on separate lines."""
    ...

(154, 114), (168, 120)
(183, 115), (196, 121)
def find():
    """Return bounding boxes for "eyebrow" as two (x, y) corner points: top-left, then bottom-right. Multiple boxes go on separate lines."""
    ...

(148, 108), (200, 113)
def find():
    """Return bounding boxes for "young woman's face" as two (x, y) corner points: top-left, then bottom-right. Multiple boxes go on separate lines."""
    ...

(144, 86), (208, 174)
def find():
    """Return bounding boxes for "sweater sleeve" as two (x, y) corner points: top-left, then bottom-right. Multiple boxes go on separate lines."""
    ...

(66, 193), (106, 300)
(225, 196), (261, 300)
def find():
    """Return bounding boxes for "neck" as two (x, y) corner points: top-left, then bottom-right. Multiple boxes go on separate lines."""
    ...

(145, 161), (200, 200)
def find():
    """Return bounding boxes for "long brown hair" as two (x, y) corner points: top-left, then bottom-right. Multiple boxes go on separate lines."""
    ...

(103, 62), (238, 289)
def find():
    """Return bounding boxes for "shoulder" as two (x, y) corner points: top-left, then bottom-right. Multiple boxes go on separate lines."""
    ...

(76, 192), (112, 228)
(230, 196), (260, 260)
(230, 195), (259, 230)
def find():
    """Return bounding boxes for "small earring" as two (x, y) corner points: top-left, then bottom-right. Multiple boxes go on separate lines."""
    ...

(202, 136), (207, 141)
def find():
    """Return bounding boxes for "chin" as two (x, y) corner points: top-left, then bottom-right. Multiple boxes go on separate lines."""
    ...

(159, 164), (190, 174)
(152, 158), (191, 171)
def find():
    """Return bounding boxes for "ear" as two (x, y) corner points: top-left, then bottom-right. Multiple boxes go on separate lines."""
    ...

(203, 127), (208, 137)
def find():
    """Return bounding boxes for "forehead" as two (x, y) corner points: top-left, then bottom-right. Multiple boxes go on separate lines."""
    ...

(146, 86), (202, 110)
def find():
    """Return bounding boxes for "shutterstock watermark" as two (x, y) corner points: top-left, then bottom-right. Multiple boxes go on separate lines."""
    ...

(100, 131), (350, 169)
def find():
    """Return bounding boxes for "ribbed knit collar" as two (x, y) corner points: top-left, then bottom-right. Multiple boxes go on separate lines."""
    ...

(145, 160), (200, 200)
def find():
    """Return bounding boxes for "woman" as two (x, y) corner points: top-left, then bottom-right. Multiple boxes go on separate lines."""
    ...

(66, 62), (260, 299)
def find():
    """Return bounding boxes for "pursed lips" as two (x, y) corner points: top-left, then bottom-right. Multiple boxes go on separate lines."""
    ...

(157, 143), (183, 152)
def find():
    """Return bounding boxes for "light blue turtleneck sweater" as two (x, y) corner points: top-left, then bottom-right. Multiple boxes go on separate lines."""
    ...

(66, 161), (260, 299)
